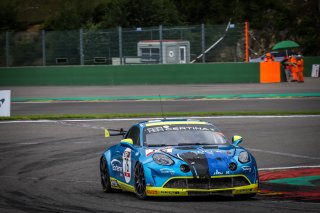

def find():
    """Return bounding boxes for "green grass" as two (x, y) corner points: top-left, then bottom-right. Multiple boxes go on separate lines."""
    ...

(1, 111), (320, 121)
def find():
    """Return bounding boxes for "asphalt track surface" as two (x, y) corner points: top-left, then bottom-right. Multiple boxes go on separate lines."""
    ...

(1, 78), (320, 212)
(0, 117), (320, 213)
(3, 77), (320, 115)
(11, 98), (320, 115)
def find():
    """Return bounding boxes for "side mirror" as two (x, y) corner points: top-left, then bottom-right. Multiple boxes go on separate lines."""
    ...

(120, 138), (134, 149)
(232, 135), (243, 146)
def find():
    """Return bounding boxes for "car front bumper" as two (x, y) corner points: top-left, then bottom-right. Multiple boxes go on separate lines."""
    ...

(146, 183), (259, 197)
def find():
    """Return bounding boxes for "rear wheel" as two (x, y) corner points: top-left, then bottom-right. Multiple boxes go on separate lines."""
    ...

(100, 157), (113, 193)
(134, 162), (147, 199)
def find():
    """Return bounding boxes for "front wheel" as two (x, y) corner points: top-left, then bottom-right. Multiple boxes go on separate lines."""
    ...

(134, 162), (147, 199)
(100, 157), (113, 193)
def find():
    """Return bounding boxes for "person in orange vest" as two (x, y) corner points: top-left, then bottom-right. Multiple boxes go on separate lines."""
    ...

(296, 55), (304, 83)
(264, 53), (274, 62)
(288, 55), (299, 82)
(281, 55), (291, 82)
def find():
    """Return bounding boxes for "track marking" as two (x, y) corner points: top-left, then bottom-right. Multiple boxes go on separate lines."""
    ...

(247, 148), (320, 160)
(56, 120), (105, 130)
(259, 165), (320, 171)
(1, 115), (320, 124)
(18, 142), (41, 145)
(10, 93), (320, 102)
(70, 141), (93, 144)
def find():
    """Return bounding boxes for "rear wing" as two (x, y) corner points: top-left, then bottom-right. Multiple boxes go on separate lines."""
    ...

(104, 128), (126, 138)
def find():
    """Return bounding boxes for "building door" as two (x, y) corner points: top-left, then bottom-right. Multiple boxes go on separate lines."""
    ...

(179, 46), (187, 64)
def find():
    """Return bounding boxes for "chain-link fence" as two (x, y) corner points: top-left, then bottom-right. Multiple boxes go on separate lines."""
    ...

(0, 23), (245, 67)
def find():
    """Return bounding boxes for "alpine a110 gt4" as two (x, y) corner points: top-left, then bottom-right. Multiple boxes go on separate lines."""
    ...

(100, 119), (258, 199)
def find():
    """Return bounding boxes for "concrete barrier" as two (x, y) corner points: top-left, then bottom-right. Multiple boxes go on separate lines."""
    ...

(0, 63), (260, 86)
(1, 57), (318, 86)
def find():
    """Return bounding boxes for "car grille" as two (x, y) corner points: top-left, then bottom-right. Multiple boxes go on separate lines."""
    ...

(163, 176), (250, 189)
(188, 190), (232, 196)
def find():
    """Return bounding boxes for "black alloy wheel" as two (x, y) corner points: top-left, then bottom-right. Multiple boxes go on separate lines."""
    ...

(134, 162), (147, 199)
(100, 157), (113, 192)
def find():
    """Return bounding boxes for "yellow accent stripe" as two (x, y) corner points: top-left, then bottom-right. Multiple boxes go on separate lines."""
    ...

(110, 178), (135, 192)
(146, 184), (259, 197)
(146, 121), (208, 127)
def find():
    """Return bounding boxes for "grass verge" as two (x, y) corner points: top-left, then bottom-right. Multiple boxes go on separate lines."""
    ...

(1, 111), (320, 121)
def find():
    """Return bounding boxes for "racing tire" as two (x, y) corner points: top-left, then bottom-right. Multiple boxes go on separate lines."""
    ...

(234, 193), (256, 200)
(100, 157), (113, 193)
(134, 162), (147, 200)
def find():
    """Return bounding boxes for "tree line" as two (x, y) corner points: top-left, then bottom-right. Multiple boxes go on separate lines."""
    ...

(0, 0), (319, 55)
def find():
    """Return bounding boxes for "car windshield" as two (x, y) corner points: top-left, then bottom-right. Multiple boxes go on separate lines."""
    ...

(143, 124), (227, 147)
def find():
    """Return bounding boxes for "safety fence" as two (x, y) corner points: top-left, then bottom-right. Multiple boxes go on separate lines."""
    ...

(0, 23), (246, 67)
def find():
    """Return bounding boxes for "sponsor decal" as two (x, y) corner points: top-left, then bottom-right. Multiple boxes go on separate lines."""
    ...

(123, 148), (132, 183)
(160, 147), (173, 153)
(204, 150), (213, 154)
(147, 190), (158, 195)
(146, 126), (215, 134)
(242, 166), (252, 173)
(111, 180), (119, 187)
(146, 147), (172, 157)
(160, 191), (180, 195)
(146, 149), (156, 157)
(213, 169), (224, 175)
(196, 150), (205, 154)
(159, 168), (175, 175)
(111, 159), (123, 174)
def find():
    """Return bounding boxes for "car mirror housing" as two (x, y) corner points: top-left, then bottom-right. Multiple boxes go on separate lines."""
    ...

(120, 138), (134, 149)
(232, 135), (243, 146)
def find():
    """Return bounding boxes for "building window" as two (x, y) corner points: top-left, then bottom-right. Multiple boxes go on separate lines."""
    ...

(141, 48), (160, 62)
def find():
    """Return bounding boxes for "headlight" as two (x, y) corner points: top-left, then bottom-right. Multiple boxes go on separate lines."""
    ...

(238, 151), (250, 163)
(153, 153), (174, 166)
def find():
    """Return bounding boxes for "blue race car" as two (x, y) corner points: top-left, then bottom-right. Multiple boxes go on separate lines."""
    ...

(100, 119), (258, 199)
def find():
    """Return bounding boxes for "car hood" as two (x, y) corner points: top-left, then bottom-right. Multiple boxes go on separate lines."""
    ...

(146, 145), (237, 178)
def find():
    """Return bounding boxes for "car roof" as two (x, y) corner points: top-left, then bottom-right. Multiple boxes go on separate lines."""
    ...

(138, 119), (211, 127)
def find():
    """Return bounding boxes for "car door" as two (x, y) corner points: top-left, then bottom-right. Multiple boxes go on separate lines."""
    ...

(122, 125), (140, 185)
(111, 125), (140, 185)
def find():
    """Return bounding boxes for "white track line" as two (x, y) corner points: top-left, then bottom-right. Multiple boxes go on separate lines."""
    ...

(18, 142), (42, 145)
(259, 165), (320, 171)
(247, 148), (320, 160)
